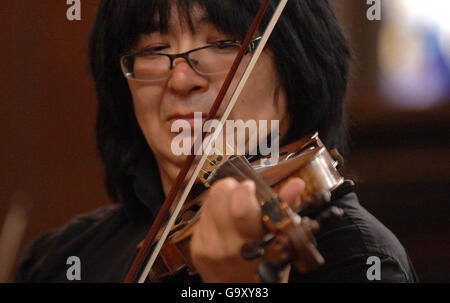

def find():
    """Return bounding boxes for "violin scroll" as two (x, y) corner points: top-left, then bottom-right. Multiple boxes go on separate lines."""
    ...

(241, 203), (344, 282)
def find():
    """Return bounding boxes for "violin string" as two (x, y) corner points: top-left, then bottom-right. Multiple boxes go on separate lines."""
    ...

(236, 156), (276, 201)
(225, 156), (275, 203)
(203, 135), (274, 202)
(221, 137), (275, 200)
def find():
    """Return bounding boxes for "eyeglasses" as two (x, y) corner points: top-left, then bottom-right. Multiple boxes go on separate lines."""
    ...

(120, 37), (262, 82)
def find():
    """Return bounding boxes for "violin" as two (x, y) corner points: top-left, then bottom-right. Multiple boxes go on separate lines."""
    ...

(123, 0), (354, 283)
(147, 132), (352, 282)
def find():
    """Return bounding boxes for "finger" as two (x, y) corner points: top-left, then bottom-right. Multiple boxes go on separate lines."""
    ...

(288, 227), (324, 273)
(204, 177), (239, 235)
(301, 217), (320, 234)
(278, 178), (305, 211)
(190, 178), (238, 270)
(229, 180), (263, 239)
(299, 241), (325, 272)
(299, 217), (318, 245)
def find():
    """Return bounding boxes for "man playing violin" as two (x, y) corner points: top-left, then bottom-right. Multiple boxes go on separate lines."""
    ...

(16, 0), (417, 283)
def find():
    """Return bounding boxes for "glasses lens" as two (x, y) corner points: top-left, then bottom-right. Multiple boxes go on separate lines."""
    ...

(189, 44), (241, 75)
(121, 53), (171, 81)
(134, 53), (171, 81)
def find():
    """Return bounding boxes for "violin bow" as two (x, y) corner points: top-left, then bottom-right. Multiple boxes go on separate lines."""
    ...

(124, 0), (289, 283)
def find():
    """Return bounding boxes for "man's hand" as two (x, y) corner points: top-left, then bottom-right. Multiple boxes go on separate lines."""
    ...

(189, 177), (305, 282)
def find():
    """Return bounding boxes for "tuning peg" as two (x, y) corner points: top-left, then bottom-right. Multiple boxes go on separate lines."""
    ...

(241, 233), (275, 261)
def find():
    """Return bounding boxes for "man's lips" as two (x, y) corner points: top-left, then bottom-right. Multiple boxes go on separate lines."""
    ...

(167, 112), (207, 121)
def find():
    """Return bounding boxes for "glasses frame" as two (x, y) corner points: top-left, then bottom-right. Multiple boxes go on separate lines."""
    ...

(120, 36), (262, 82)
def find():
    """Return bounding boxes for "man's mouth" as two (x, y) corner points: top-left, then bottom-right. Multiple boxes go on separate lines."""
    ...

(166, 112), (216, 129)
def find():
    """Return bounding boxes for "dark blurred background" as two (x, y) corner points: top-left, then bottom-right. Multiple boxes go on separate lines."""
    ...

(0, 0), (449, 282)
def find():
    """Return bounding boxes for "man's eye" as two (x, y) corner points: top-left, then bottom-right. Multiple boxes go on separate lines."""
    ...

(213, 40), (238, 48)
(144, 45), (169, 52)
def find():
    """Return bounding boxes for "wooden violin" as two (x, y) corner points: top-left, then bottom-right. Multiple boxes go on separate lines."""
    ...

(134, 132), (353, 282)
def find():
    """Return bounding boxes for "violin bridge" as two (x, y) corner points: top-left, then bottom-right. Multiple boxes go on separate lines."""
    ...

(198, 154), (232, 187)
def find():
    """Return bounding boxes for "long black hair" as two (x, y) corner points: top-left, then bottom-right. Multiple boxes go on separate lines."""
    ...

(88, 0), (351, 206)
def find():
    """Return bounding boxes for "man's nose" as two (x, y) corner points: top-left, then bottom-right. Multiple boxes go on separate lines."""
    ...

(167, 58), (209, 96)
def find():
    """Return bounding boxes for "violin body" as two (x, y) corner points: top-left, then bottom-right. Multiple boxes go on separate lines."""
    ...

(147, 132), (348, 282)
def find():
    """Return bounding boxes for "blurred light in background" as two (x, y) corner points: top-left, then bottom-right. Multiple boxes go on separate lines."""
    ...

(378, 0), (450, 110)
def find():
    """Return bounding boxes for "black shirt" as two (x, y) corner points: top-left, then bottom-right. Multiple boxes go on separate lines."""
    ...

(15, 158), (418, 282)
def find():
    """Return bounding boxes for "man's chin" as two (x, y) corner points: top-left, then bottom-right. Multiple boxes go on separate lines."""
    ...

(167, 154), (206, 175)
(175, 155), (206, 171)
